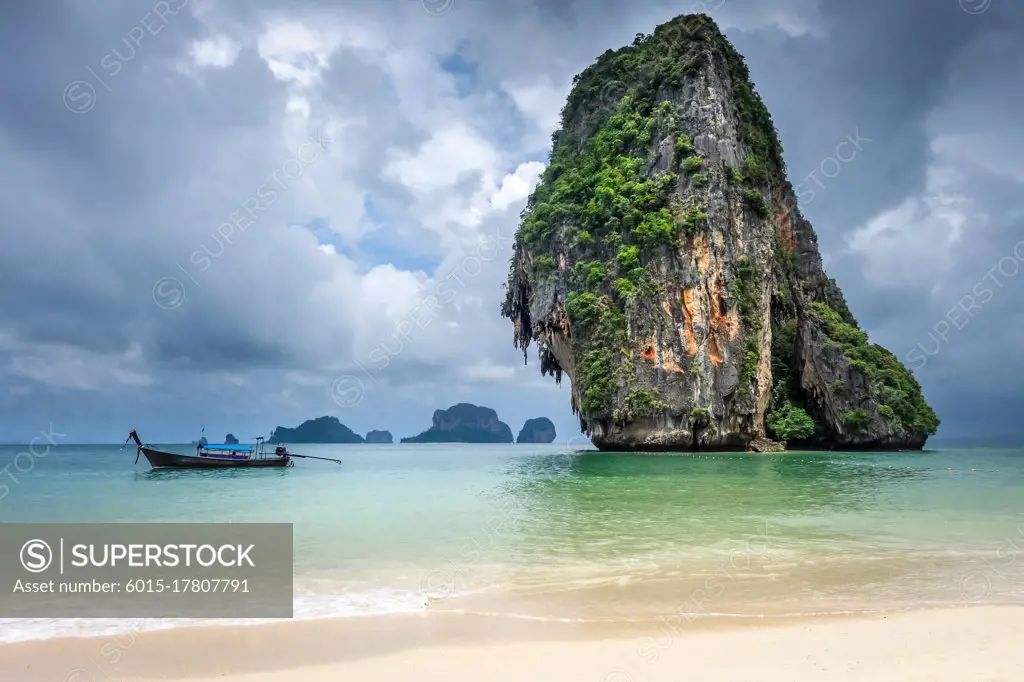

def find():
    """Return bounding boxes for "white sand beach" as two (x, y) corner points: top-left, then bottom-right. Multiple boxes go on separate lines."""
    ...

(2, 607), (1022, 681)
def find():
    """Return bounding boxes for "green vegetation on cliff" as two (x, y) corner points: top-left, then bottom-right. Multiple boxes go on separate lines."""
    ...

(809, 303), (940, 435)
(766, 402), (816, 442)
(731, 257), (761, 395)
(506, 17), (737, 419)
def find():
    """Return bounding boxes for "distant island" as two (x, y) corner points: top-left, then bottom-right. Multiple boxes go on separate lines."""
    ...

(224, 433), (239, 445)
(402, 404), (514, 443)
(517, 418), (557, 443)
(365, 430), (393, 444)
(269, 416), (364, 444)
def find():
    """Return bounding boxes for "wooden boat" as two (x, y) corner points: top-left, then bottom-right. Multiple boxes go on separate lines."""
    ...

(125, 430), (291, 469)
(124, 429), (342, 469)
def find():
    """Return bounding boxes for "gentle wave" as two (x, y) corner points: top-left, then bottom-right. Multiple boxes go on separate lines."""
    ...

(0, 602), (972, 644)
(402, 603), (989, 624)
(0, 588), (435, 644)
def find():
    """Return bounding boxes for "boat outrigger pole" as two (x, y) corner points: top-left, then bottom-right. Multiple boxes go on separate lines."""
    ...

(255, 437), (342, 465)
(284, 453), (343, 465)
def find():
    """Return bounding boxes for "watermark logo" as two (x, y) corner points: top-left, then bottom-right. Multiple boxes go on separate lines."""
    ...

(790, 128), (872, 206)
(419, 497), (526, 603)
(597, 521), (773, 677)
(904, 240), (1024, 370)
(955, 522), (1022, 605)
(20, 539), (53, 573)
(422, 0), (455, 16)
(63, 81), (98, 114)
(599, 79), (630, 109)
(0, 423), (65, 501)
(1, 523), (292, 618)
(61, 0), (191, 115)
(151, 128), (331, 310)
(420, 568), (456, 600)
(957, 569), (992, 603)
(331, 375), (365, 408)
(959, 0), (991, 14)
(152, 276), (185, 310)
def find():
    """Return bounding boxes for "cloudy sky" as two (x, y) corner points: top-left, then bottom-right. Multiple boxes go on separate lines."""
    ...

(0, 0), (1021, 444)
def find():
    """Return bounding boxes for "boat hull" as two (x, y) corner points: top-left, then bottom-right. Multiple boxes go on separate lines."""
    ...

(141, 447), (291, 469)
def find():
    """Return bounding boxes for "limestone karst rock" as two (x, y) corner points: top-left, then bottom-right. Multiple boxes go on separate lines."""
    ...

(517, 417), (558, 443)
(502, 14), (938, 451)
(269, 416), (364, 444)
(365, 430), (394, 444)
(402, 404), (514, 443)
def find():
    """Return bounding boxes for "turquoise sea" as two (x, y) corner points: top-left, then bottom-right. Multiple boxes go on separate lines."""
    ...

(0, 443), (1022, 642)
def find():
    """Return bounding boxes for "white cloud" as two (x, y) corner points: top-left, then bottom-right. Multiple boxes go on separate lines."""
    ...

(503, 78), (567, 150)
(385, 125), (502, 196)
(460, 360), (517, 382)
(189, 35), (241, 68)
(358, 264), (430, 325)
(284, 371), (327, 387)
(931, 132), (1024, 186)
(491, 162), (546, 212)
(257, 20), (343, 87)
(844, 136), (987, 291)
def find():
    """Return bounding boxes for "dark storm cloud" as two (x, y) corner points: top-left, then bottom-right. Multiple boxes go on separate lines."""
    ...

(0, 0), (352, 376)
(735, 0), (996, 233)
(0, 1), (200, 161)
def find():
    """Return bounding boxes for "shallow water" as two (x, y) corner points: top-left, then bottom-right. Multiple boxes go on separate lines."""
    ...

(0, 443), (1022, 641)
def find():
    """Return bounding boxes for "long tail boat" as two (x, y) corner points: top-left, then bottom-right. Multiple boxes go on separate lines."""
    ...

(123, 430), (343, 469)
(124, 429), (290, 468)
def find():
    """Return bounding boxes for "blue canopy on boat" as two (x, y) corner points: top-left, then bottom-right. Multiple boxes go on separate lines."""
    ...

(201, 443), (254, 452)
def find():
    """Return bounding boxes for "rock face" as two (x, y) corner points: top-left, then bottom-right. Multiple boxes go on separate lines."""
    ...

(748, 437), (785, 453)
(269, 416), (364, 444)
(365, 430), (394, 444)
(502, 14), (939, 452)
(224, 433), (239, 445)
(402, 404), (514, 443)
(517, 417), (558, 443)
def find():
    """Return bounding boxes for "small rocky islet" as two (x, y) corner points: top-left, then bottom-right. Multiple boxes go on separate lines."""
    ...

(365, 430), (393, 444)
(517, 417), (557, 444)
(268, 416), (364, 444)
(258, 408), (555, 445)
(501, 13), (939, 452)
(401, 403), (514, 444)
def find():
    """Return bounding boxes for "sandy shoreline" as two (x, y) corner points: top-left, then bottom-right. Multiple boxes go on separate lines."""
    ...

(1, 606), (1022, 681)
